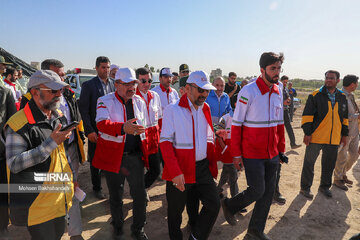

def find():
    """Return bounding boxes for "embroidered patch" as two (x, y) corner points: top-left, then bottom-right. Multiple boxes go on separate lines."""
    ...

(97, 102), (106, 109)
(239, 96), (248, 104)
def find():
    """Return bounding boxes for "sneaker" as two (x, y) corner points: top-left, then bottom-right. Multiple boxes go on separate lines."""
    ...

(333, 180), (348, 191)
(318, 187), (332, 198)
(291, 144), (302, 149)
(221, 198), (237, 226)
(299, 189), (314, 200)
(273, 192), (286, 204)
(343, 175), (354, 185)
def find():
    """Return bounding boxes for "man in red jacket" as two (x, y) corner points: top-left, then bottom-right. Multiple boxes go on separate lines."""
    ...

(160, 70), (220, 240)
(221, 52), (286, 240)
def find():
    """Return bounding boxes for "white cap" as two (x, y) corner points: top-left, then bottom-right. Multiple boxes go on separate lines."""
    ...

(115, 67), (137, 83)
(110, 64), (119, 71)
(186, 70), (216, 90)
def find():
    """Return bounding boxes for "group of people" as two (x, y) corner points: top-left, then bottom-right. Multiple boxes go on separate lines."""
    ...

(0, 51), (359, 240)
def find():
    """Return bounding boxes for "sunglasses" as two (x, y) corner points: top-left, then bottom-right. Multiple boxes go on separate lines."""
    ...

(140, 79), (153, 84)
(37, 88), (63, 94)
(189, 84), (209, 93)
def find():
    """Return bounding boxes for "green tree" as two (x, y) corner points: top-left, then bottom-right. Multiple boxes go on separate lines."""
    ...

(150, 66), (155, 72)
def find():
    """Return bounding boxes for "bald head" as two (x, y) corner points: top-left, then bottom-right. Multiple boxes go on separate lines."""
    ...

(213, 76), (225, 96)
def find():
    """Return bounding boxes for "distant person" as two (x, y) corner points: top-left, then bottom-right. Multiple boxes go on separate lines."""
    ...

(224, 72), (240, 109)
(205, 76), (232, 124)
(287, 81), (297, 121)
(333, 75), (360, 190)
(178, 64), (190, 96)
(300, 70), (348, 199)
(0, 86), (16, 238)
(79, 56), (115, 200)
(5, 70), (75, 240)
(3, 67), (21, 110)
(15, 66), (26, 95)
(135, 67), (163, 191)
(172, 72), (179, 84)
(221, 52), (286, 240)
(0, 55), (12, 87)
(92, 67), (150, 240)
(160, 70), (220, 240)
(152, 67), (179, 112)
(109, 64), (119, 79)
(240, 79), (248, 88)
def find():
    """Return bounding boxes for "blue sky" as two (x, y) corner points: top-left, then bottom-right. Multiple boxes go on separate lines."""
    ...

(2, 0), (360, 80)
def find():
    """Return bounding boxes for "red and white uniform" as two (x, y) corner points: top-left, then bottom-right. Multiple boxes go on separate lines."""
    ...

(4, 79), (21, 110)
(92, 92), (150, 173)
(231, 77), (285, 159)
(136, 88), (162, 154)
(160, 94), (217, 183)
(152, 84), (179, 112)
(216, 112), (233, 164)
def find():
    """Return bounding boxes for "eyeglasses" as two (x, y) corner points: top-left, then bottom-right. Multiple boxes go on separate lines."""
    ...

(115, 81), (138, 87)
(140, 79), (153, 84)
(181, 70), (189, 74)
(189, 84), (209, 93)
(267, 67), (283, 73)
(37, 88), (63, 94)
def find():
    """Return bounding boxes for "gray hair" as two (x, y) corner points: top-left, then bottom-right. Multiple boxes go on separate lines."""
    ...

(41, 59), (64, 70)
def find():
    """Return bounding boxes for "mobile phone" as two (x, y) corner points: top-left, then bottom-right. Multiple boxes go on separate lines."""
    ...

(60, 121), (79, 131)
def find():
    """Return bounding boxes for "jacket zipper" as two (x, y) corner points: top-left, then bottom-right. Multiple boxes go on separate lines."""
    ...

(329, 101), (334, 144)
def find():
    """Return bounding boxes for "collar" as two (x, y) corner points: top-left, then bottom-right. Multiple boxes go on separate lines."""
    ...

(320, 86), (339, 95)
(98, 76), (109, 84)
(160, 83), (172, 93)
(210, 90), (223, 98)
(25, 99), (62, 124)
(136, 88), (153, 103)
(341, 87), (352, 97)
(256, 77), (279, 95)
(4, 79), (16, 87)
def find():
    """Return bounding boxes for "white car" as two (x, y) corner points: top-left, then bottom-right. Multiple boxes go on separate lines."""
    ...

(65, 68), (96, 98)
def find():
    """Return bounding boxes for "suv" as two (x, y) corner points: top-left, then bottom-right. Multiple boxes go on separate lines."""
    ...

(65, 68), (96, 98)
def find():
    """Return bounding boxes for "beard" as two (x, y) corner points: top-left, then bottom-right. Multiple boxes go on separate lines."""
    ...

(39, 92), (60, 111)
(194, 96), (206, 106)
(265, 71), (279, 84)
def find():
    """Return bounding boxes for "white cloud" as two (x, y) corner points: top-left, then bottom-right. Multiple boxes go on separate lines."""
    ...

(269, 1), (279, 11)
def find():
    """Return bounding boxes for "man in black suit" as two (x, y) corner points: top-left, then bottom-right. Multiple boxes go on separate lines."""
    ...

(79, 56), (114, 199)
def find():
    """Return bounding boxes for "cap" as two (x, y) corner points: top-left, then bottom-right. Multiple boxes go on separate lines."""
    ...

(186, 70), (216, 90)
(115, 67), (137, 83)
(16, 66), (22, 71)
(110, 64), (119, 71)
(160, 67), (173, 77)
(0, 56), (12, 65)
(179, 64), (189, 73)
(28, 70), (69, 90)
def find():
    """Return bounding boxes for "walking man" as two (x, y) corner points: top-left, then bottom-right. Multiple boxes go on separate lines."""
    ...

(221, 52), (286, 240)
(300, 70), (348, 199)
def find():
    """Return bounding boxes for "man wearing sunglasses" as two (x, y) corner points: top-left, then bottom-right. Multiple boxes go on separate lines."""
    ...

(5, 70), (75, 239)
(153, 67), (179, 113)
(92, 67), (150, 240)
(221, 52), (286, 240)
(160, 70), (220, 240)
(135, 67), (163, 192)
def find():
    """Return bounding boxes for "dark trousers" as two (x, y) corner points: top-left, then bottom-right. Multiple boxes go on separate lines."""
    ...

(28, 216), (65, 240)
(88, 141), (102, 191)
(144, 152), (161, 189)
(0, 159), (8, 230)
(217, 164), (239, 197)
(226, 156), (279, 233)
(301, 143), (339, 190)
(104, 153), (146, 234)
(275, 163), (282, 194)
(284, 109), (296, 146)
(166, 159), (220, 240)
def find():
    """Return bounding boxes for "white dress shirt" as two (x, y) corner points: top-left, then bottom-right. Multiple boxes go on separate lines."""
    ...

(188, 99), (207, 161)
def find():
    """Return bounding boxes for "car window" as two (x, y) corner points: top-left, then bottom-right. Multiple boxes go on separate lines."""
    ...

(79, 76), (93, 87)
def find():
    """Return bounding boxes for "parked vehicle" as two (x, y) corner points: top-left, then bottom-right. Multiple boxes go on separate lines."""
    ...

(293, 97), (301, 111)
(65, 68), (96, 98)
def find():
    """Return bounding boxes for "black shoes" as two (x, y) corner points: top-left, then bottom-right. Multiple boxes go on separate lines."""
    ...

(273, 192), (286, 204)
(131, 231), (148, 240)
(318, 187), (332, 198)
(299, 189), (314, 200)
(94, 190), (106, 199)
(291, 144), (302, 149)
(221, 198), (237, 226)
(245, 229), (272, 240)
(333, 180), (348, 191)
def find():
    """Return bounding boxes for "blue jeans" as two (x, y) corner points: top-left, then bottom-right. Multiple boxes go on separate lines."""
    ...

(226, 156), (279, 233)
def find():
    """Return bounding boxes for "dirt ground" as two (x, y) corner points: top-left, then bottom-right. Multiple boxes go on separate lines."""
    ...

(6, 107), (360, 240)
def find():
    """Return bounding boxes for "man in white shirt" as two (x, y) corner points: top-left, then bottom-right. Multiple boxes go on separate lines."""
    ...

(160, 70), (220, 240)
(3, 67), (21, 110)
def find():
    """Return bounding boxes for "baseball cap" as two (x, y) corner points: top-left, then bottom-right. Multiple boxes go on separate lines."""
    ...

(110, 64), (119, 71)
(179, 64), (189, 73)
(160, 67), (173, 77)
(28, 70), (69, 90)
(115, 67), (138, 83)
(186, 71), (216, 90)
(0, 56), (12, 65)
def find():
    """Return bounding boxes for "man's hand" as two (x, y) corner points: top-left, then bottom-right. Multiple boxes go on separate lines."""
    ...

(172, 174), (185, 192)
(233, 156), (244, 171)
(88, 132), (98, 143)
(340, 136), (348, 147)
(216, 129), (227, 141)
(303, 135), (312, 146)
(50, 124), (75, 145)
(283, 98), (291, 106)
(123, 118), (145, 135)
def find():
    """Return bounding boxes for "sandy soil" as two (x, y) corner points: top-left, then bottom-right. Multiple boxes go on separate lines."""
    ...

(6, 108), (360, 240)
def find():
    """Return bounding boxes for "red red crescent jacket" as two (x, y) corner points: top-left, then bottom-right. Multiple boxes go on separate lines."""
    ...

(92, 92), (150, 173)
(215, 112), (233, 164)
(160, 94), (217, 183)
(231, 77), (285, 159)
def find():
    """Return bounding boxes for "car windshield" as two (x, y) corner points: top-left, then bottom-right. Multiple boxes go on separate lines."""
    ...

(79, 76), (94, 87)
